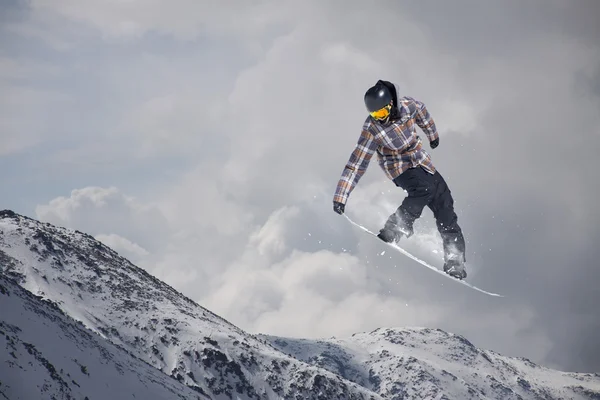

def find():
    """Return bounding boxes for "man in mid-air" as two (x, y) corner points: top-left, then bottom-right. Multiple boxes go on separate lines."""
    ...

(333, 80), (467, 280)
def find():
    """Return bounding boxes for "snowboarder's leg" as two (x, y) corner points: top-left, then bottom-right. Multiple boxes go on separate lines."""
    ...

(428, 171), (467, 279)
(378, 167), (434, 243)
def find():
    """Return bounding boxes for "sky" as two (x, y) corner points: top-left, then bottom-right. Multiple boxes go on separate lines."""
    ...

(1, 0), (599, 373)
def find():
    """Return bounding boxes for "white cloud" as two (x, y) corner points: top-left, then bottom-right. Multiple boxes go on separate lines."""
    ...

(249, 206), (300, 257)
(201, 205), (434, 339)
(34, 187), (220, 290)
(219, 24), (388, 207)
(157, 168), (254, 237)
(119, 92), (210, 158)
(35, 187), (170, 252)
(95, 233), (149, 264)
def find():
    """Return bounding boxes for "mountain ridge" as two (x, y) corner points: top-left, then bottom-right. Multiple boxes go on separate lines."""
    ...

(0, 272), (207, 400)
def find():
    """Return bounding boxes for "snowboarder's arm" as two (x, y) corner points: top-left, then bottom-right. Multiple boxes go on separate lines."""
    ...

(410, 98), (439, 144)
(333, 129), (378, 205)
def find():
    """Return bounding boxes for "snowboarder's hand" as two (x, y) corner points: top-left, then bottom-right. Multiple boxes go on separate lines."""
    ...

(333, 201), (345, 215)
(430, 138), (439, 149)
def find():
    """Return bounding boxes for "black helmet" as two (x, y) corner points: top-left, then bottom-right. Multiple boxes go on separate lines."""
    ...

(364, 82), (393, 113)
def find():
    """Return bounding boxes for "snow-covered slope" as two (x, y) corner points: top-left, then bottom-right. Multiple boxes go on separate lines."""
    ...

(0, 210), (379, 400)
(261, 328), (600, 400)
(2, 209), (599, 400)
(0, 273), (205, 400)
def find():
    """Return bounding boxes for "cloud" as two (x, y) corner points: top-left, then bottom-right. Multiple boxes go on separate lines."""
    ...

(27, 0), (302, 40)
(0, 84), (71, 155)
(35, 187), (170, 253)
(249, 206), (300, 257)
(220, 24), (389, 209)
(0, 56), (61, 80)
(201, 204), (444, 338)
(95, 233), (149, 265)
(158, 167), (255, 237)
(114, 92), (218, 158)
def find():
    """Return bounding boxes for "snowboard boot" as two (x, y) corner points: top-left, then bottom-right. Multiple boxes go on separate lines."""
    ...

(377, 221), (413, 244)
(443, 259), (467, 280)
(377, 228), (401, 243)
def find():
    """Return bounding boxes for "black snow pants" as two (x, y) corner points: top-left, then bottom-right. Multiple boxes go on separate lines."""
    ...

(386, 166), (466, 263)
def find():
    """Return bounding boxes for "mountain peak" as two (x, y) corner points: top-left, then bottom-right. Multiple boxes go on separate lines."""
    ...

(1, 211), (379, 399)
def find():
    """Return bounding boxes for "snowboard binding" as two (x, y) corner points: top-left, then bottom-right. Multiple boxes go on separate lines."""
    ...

(377, 221), (413, 244)
(443, 259), (467, 280)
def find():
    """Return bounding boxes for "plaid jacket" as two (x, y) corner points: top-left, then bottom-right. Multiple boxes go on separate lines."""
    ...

(333, 95), (440, 205)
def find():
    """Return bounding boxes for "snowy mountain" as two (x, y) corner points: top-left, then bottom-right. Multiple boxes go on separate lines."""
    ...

(0, 273), (204, 400)
(1, 209), (599, 400)
(0, 210), (379, 400)
(260, 329), (600, 400)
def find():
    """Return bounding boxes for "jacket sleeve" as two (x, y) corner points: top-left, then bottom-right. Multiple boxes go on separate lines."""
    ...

(408, 97), (439, 143)
(333, 129), (378, 204)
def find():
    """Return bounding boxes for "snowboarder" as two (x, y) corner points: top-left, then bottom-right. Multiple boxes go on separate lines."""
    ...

(333, 80), (467, 280)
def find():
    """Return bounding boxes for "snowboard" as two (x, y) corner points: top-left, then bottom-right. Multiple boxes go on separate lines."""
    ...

(344, 215), (503, 297)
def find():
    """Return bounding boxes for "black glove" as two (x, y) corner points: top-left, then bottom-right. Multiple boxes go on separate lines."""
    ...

(430, 137), (439, 149)
(333, 201), (345, 215)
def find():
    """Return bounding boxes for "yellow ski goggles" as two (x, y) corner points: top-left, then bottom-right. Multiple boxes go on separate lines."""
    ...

(369, 103), (392, 120)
